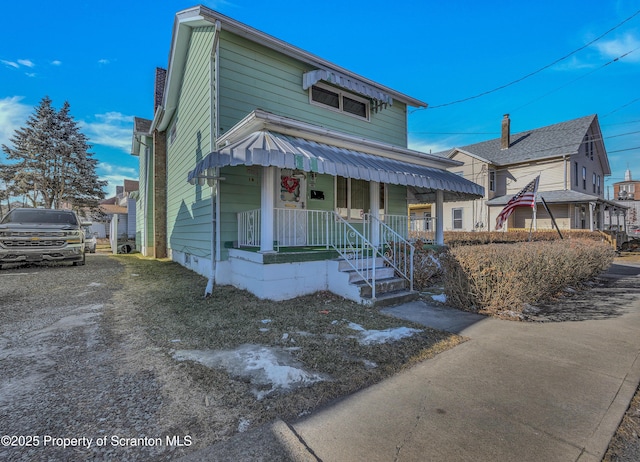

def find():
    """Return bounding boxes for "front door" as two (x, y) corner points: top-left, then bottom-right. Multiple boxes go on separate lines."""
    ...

(277, 169), (307, 246)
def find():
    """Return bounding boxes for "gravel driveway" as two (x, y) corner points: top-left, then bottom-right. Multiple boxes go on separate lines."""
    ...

(1, 253), (639, 462)
(0, 255), (192, 461)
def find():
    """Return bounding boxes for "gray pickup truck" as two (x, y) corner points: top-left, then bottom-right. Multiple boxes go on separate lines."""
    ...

(0, 208), (87, 269)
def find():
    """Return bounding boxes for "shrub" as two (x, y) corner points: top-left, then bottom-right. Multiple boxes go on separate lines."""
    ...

(441, 239), (614, 317)
(386, 241), (447, 291)
(444, 230), (609, 247)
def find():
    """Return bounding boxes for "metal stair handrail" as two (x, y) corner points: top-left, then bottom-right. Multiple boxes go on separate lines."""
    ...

(329, 212), (378, 299)
(364, 213), (415, 292)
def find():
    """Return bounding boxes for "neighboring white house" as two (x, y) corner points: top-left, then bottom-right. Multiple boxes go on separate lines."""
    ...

(427, 114), (621, 232)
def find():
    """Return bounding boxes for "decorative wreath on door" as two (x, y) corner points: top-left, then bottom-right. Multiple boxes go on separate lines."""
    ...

(281, 176), (300, 194)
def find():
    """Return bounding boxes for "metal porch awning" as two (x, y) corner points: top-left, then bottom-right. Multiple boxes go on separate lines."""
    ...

(187, 130), (484, 199)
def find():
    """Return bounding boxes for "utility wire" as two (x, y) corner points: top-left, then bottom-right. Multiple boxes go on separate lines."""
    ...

(601, 97), (640, 118)
(412, 8), (640, 112)
(511, 46), (640, 113)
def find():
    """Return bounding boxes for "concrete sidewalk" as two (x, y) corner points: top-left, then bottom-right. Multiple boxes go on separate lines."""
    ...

(182, 263), (640, 462)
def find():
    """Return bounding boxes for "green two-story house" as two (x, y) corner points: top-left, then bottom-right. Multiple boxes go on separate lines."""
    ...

(131, 5), (483, 305)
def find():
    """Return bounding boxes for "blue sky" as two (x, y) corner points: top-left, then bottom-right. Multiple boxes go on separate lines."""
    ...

(1, 0), (639, 198)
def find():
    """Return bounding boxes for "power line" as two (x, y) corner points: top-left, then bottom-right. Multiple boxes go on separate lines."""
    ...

(411, 8), (640, 112)
(510, 46), (640, 113)
(601, 97), (640, 118)
(609, 146), (640, 153)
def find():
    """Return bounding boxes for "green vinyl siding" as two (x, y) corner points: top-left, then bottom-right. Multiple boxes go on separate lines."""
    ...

(165, 26), (215, 259)
(217, 30), (407, 147)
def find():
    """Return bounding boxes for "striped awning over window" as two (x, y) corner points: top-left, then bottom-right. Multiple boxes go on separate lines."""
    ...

(303, 69), (394, 106)
(187, 130), (484, 199)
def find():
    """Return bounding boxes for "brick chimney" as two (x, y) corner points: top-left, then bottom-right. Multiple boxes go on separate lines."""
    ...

(154, 68), (167, 111)
(501, 114), (510, 150)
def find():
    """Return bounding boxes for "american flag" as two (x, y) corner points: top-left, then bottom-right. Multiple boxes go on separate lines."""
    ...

(495, 176), (539, 230)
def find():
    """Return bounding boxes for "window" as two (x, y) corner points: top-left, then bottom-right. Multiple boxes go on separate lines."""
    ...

(592, 173), (596, 193)
(582, 167), (587, 190)
(585, 135), (594, 161)
(310, 83), (370, 120)
(452, 208), (463, 230)
(597, 175), (601, 195)
(336, 177), (383, 219)
(489, 170), (496, 192)
(574, 162), (578, 187)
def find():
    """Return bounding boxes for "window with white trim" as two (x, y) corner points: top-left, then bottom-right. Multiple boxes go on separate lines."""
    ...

(310, 83), (369, 120)
(452, 208), (463, 230)
(489, 170), (496, 192)
(582, 167), (587, 190)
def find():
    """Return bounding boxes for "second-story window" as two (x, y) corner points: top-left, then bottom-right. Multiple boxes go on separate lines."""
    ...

(489, 170), (496, 192)
(582, 167), (587, 190)
(311, 83), (370, 120)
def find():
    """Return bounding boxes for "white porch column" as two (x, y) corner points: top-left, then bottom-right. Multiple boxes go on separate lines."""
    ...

(435, 190), (444, 245)
(589, 202), (596, 232)
(370, 181), (380, 246)
(260, 166), (276, 253)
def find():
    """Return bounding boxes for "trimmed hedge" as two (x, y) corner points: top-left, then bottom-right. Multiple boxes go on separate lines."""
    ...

(440, 239), (614, 317)
(443, 230), (609, 247)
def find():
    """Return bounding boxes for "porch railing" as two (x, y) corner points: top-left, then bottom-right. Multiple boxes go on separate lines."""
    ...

(364, 214), (414, 292)
(274, 208), (330, 250)
(237, 208), (416, 299)
(329, 213), (379, 298)
(237, 209), (261, 247)
(409, 216), (436, 242)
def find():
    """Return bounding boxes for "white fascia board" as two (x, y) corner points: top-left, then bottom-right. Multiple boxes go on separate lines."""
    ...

(188, 6), (427, 108)
(217, 109), (460, 169)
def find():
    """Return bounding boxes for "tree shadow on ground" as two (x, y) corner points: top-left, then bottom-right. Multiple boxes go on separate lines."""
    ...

(523, 264), (640, 322)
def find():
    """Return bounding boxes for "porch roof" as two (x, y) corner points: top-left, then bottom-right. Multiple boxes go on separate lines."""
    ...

(187, 130), (484, 200)
(486, 190), (627, 210)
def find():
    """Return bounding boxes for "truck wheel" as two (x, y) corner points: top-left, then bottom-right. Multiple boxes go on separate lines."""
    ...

(73, 253), (86, 266)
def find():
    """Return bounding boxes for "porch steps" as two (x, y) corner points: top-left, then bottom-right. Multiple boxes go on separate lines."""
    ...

(337, 257), (418, 307)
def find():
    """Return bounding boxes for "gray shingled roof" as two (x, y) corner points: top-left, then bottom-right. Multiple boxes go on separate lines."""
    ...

(455, 115), (597, 166)
(134, 117), (152, 135)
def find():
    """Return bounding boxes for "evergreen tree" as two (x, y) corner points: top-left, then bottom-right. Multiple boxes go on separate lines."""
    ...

(0, 96), (106, 210)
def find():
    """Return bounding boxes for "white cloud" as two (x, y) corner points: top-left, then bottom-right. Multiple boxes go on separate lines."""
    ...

(98, 59), (110, 65)
(1, 60), (19, 69)
(51, 60), (62, 66)
(595, 33), (640, 63)
(17, 59), (35, 68)
(0, 96), (32, 150)
(97, 163), (138, 197)
(80, 112), (134, 153)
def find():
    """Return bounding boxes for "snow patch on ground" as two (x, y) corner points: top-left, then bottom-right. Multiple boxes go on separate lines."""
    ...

(431, 293), (447, 303)
(347, 322), (422, 345)
(172, 344), (328, 399)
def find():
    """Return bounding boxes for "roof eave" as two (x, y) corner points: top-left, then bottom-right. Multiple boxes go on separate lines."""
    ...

(161, 6), (427, 115)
